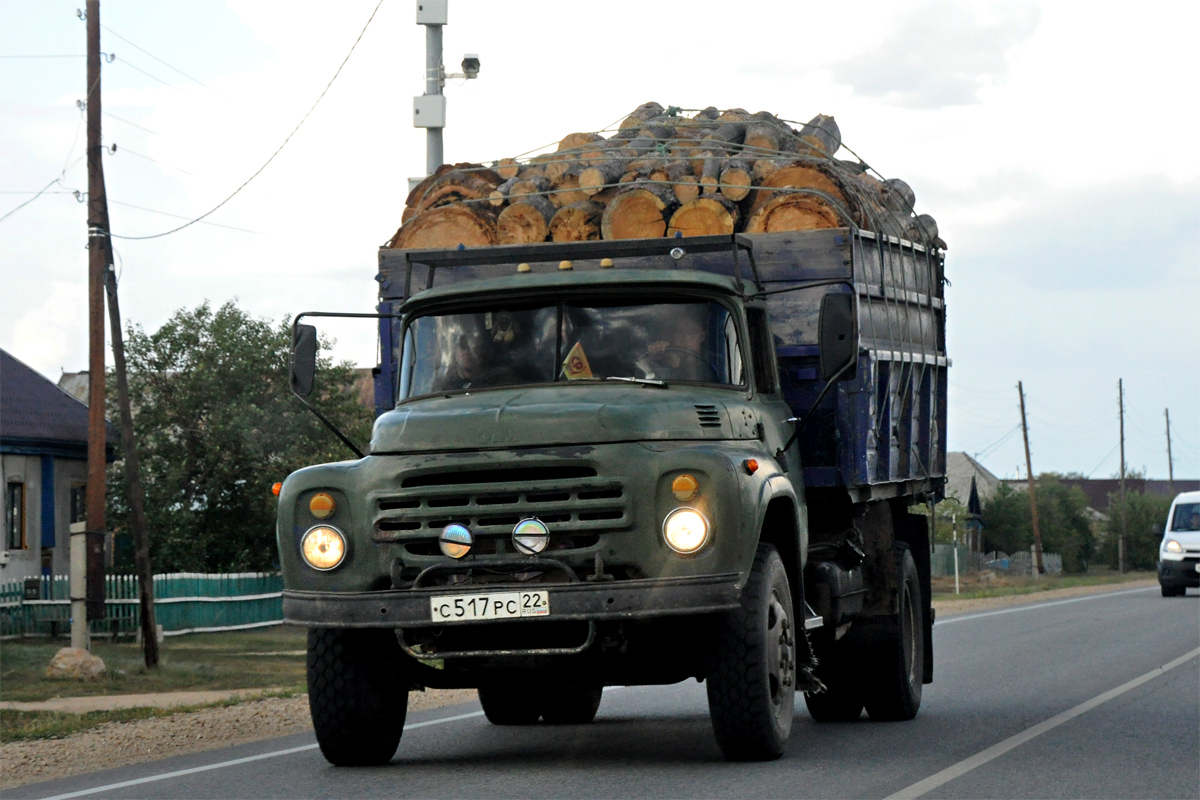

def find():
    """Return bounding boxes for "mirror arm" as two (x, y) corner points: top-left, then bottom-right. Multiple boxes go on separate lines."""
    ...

(776, 357), (856, 464)
(290, 387), (365, 459)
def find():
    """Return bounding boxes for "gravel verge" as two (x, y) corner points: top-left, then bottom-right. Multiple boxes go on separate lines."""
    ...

(0, 688), (476, 790)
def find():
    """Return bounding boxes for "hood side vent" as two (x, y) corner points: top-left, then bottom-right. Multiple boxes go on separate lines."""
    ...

(695, 404), (722, 428)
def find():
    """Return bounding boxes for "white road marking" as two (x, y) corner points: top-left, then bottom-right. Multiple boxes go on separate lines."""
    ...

(935, 586), (1157, 625)
(884, 647), (1200, 800)
(35, 711), (487, 800)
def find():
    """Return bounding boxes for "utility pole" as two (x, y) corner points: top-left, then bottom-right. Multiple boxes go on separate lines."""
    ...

(1118, 379), (1128, 573)
(82, 0), (107, 644)
(1165, 408), (1175, 495)
(1017, 381), (1045, 574)
(415, 0), (446, 177)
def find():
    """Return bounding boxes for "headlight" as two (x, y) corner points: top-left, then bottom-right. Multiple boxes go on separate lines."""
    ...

(663, 508), (709, 554)
(1165, 539), (1183, 553)
(512, 518), (549, 555)
(301, 526), (346, 571)
(439, 523), (474, 559)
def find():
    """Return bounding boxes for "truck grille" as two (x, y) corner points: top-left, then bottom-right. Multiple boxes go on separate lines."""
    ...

(373, 467), (629, 554)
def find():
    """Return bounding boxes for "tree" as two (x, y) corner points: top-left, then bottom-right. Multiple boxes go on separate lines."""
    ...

(981, 475), (1095, 572)
(1100, 491), (1173, 571)
(107, 301), (372, 573)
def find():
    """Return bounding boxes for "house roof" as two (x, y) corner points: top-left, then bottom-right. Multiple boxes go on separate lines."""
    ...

(945, 452), (1001, 505)
(0, 349), (112, 459)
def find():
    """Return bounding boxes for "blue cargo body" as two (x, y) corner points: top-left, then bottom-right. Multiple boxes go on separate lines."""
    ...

(374, 228), (947, 503)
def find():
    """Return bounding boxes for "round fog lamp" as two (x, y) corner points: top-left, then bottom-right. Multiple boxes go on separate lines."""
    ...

(512, 518), (550, 555)
(671, 474), (699, 501)
(439, 523), (474, 559)
(663, 508), (709, 554)
(301, 526), (346, 571)
(309, 492), (336, 519)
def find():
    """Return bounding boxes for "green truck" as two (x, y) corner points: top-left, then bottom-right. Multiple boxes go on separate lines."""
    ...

(280, 228), (947, 764)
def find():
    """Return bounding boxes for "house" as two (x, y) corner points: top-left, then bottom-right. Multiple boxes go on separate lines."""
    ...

(945, 452), (1001, 506)
(1, 349), (112, 582)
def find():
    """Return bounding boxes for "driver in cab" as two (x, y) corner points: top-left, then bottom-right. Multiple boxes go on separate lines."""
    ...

(642, 314), (717, 382)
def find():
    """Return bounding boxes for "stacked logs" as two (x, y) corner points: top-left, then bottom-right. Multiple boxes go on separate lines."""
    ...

(388, 102), (944, 251)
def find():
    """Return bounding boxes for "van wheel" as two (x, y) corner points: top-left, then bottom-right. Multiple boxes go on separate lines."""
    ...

(540, 687), (603, 724)
(478, 687), (541, 725)
(863, 544), (924, 721)
(1161, 583), (1184, 597)
(706, 544), (796, 761)
(308, 628), (407, 765)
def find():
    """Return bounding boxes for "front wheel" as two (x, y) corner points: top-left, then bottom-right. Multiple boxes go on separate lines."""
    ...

(1160, 583), (1185, 597)
(862, 544), (924, 721)
(307, 628), (408, 766)
(706, 544), (796, 761)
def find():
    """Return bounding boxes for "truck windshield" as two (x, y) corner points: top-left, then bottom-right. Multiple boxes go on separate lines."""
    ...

(399, 299), (744, 399)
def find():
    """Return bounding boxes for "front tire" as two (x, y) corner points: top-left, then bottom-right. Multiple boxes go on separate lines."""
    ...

(706, 544), (796, 761)
(863, 544), (924, 721)
(307, 628), (408, 766)
(1161, 583), (1184, 597)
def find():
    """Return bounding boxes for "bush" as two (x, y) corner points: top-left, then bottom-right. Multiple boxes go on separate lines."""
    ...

(981, 475), (1095, 572)
(1099, 492), (1174, 571)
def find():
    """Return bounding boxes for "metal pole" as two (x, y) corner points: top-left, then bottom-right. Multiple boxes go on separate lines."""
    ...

(952, 513), (959, 595)
(425, 22), (443, 175)
(1118, 379), (1127, 573)
(84, 0), (107, 636)
(1018, 381), (1045, 574)
(1165, 408), (1174, 495)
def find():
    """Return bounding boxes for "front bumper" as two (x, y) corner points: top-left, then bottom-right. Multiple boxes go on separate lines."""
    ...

(1158, 559), (1200, 587)
(283, 572), (742, 628)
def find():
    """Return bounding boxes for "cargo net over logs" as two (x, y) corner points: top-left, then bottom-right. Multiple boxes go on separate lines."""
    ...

(388, 102), (946, 250)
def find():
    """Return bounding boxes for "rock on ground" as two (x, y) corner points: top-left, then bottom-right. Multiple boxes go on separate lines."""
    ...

(44, 648), (106, 681)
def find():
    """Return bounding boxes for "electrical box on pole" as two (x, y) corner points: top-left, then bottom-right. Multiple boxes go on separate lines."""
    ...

(412, 0), (479, 182)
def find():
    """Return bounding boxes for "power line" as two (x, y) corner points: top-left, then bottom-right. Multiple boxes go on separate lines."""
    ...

(108, 199), (262, 234)
(107, 0), (384, 241)
(107, 144), (191, 174)
(104, 111), (156, 135)
(100, 24), (221, 94)
(0, 178), (63, 223)
(110, 54), (182, 92)
(0, 54), (85, 58)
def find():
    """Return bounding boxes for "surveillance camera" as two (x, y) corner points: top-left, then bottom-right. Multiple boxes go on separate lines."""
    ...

(461, 54), (480, 79)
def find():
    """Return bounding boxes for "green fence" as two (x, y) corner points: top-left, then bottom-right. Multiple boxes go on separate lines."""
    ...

(0, 572), (283, 639)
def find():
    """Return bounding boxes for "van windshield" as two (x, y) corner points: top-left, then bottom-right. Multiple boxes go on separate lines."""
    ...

(399, 299), (744, 399)
(1171, 503), (1200, 532)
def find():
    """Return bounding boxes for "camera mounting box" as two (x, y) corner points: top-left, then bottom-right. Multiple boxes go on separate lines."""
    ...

(413, 94), (447, 128)
(416, 0), (447, 25)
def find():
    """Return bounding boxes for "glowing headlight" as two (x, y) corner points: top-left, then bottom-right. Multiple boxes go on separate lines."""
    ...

(512, 518), (550, 555)
(309, 492), (336, 519)
(439, 524), (474, 559)
(1165, 539), (1183, 553)
(301, 526), (346, 571)
(663, 508), (709, 554)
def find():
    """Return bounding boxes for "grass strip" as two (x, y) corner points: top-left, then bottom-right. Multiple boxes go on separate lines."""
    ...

(932, 570), (1155, 601)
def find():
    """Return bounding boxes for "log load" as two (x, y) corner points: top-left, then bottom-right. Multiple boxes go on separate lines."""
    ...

(385, 102), (944, 250)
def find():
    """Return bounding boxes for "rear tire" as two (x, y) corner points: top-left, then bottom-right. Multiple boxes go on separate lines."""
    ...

(863, 544), (924, 722)
(540, 687), (603, 724)
(307, 628), (407, 766)
(478, 687), (542, 725)
(706, 544), (796, 761)
(804, 642), (865, 722)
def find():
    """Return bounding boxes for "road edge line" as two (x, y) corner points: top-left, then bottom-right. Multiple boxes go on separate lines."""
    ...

(883, 647), (1200, 800)
(935, 586), (1156, 625)
(35, 711), (487, 800)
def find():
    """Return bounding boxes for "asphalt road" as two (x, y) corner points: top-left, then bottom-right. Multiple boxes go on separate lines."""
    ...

(13, 587), (1200, 800)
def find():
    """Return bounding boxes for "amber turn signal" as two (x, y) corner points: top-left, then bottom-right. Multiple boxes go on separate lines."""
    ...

(671, 474), (699, 502)
(744, 459), (759, 474)
(271, 482), (282, 497)
(309, 492), (336, 519)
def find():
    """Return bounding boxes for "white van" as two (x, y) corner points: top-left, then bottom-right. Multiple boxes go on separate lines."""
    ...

(1159, 490), (1200, 597)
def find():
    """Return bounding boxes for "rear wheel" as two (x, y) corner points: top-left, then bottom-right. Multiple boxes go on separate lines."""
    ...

(540, 687), (603, 724)
(804, 640), (865, 722)
(307, 628), (408, 766)
(863, 544), (924, 721)
(706, 544), (796, 761)
(478, 687), (541, 725)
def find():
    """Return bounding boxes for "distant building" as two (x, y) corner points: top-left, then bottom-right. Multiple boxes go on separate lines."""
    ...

(945, 452), (1001, 505)
(1, 350), (112, 581)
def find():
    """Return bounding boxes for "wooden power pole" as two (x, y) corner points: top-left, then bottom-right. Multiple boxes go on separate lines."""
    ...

(1018, 381), (1045, 574)
(1165, 408), (1175, 495)
(1118, 379), (1128, 574)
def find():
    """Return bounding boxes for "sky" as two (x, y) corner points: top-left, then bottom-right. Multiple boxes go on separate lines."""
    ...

(1, 0), (1197, 481)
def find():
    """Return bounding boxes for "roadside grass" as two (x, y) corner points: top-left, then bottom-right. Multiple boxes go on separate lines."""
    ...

(931, 568), (1156, 601)
(0, 625), (307, 704)
(0, 688), (304, 743)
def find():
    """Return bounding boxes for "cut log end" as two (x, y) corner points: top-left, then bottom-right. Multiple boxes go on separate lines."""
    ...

(745, 195), (842, 234)
(497, 196), (556, 244)
(391, 206), (498, 249)
(549, 201), (604, 242)
(600, 187), (674, 240)
(668, 197), (737, 237)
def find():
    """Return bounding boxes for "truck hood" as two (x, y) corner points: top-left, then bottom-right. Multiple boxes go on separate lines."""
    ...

(371, 386), (748, 452)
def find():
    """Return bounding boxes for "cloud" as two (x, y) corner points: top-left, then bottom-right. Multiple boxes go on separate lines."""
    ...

(831, 1), (1040, 109)
(11, 281), (87, 377)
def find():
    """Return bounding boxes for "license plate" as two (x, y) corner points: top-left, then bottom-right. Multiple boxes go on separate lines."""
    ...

(430, 590), (550, 623)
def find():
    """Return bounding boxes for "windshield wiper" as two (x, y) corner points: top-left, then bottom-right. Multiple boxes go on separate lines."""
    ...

(603, 376), (668, 388)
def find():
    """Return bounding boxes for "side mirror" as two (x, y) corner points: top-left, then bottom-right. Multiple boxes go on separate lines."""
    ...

(818, 292), (857, 381)
(291, 324), (318, 397)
